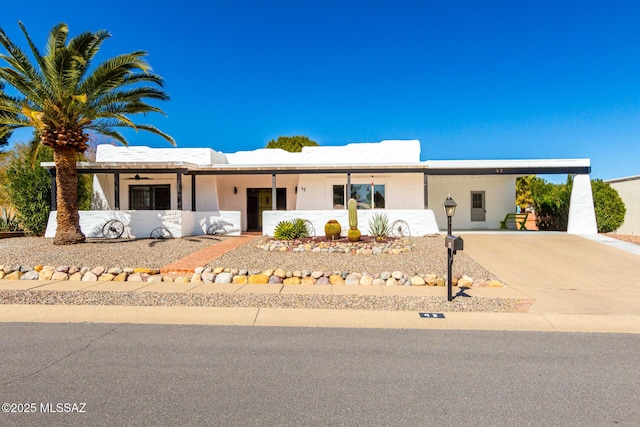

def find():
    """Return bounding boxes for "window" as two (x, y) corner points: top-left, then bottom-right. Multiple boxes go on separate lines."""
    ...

(333, 184), (385, 209)
(129, 185), (170, 210)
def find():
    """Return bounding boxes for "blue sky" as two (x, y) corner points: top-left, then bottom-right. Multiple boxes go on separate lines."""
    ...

(2, 0), (640, 182)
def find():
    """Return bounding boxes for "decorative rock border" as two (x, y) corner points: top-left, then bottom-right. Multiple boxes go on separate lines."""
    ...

(0, 264), (503, 287)
(257, 237), (414, 254)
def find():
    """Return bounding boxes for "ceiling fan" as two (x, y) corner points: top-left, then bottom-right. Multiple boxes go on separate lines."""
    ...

(124, 174), (152, 180)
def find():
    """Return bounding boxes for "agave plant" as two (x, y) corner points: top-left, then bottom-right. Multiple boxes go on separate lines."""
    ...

(0, 205), (21, 231)
(368, 212), (390, 240)
(273, 218), (310, 240)
(290, 218), (310, 239)
(274, 220), (295, 240)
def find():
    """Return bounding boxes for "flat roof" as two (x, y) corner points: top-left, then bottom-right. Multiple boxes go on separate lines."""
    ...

(41, 158), (591, 176)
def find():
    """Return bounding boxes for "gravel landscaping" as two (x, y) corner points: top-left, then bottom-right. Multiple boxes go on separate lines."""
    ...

(0, 289), (519, 312)
(0, 235), (229, 268)
(0, 234), (522, 312)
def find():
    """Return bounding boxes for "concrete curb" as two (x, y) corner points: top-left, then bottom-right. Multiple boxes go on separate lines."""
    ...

(1, 305), (639, 334)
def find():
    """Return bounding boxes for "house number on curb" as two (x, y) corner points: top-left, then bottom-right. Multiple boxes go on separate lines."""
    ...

(419, 313), (445, 318)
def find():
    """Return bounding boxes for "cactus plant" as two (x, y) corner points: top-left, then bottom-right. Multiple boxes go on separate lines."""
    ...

(348, 198), (358, 229)
(324, 219), (342, 241)
(347, 198), (360, 242)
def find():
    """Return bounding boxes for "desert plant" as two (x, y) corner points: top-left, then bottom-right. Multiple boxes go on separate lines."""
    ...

(347, 198), (360, 242)
(273, 218), (310, 240)
(0, 205), (21, 231)
(274, 220), (295, 240)
(324, 219), (341, 240)
(290, 218), (311, 238)
(368, 212), (390, 240)
(591, 179), (626, 233)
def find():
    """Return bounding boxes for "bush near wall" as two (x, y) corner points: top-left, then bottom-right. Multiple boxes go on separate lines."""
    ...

(591, 179), (626, 233)
(528, 175), (626, 233)
(2, 144), (91, 236)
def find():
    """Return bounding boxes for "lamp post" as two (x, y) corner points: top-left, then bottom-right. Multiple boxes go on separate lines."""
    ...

(444, 195), (457, 302)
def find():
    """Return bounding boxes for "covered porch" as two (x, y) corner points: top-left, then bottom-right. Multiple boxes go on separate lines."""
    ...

(42, 157), (596, 238)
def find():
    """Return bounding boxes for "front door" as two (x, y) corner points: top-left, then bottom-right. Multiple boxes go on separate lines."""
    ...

(247, 188), (286, 231)
(470, 191), (486, 222)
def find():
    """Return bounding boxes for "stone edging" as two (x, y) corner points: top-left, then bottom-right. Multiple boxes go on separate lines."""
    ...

(0, 264), (503, 287)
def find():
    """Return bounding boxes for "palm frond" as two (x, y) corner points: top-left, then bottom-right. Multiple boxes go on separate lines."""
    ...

(18, 21), (45, 71)
(85, 124), (128, 145)
(80, 52), (155, 98)
(46, 23), (69, 56)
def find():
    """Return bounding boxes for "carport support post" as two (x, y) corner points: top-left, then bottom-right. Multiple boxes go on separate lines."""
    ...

(272, 174), (277, 211)
(191, 175), (196, 211)
(346, 173), (351, 204)
(177, 173), (183, 210)
(114, 173), (120, 210)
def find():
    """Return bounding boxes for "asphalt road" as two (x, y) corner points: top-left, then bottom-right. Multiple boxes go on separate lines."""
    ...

(1, 323), (638, 426)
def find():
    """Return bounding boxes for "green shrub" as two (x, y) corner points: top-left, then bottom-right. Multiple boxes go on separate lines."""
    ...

(368, 212), (390, 239)
(531, 176), (571, 231)
(273, 218), (310, 240)
(2, 144), (91, 236)
(591, 179), (626, 233)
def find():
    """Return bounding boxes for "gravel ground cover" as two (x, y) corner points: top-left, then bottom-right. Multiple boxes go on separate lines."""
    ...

(211, 235), (500, 280)
(606, 233), (640, 246)
(0, 289), (520, 313)
(0, 235), (229, 268)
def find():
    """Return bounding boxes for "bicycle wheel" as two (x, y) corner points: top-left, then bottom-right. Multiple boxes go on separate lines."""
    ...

(102, 220), (124, 239)
(391, 220), (410, 237)
(302, 219), (315, 237)
(150, 227), (172, 239)
(206, 223), (226, 235)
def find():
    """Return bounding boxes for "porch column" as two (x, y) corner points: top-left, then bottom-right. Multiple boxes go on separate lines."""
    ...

(423, 173), (429, 209)
(49, 169), (57, 211)
(177, 173), (183, 210)
(346, 173), (351, 206)
(191, 174), (196, 211)
(114, 173), (120, 210)
(567, 174), (597, 234)
(272, 174), (277, 211)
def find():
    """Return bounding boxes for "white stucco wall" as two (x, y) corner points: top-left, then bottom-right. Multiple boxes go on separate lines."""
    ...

(295, 173), (424, 210)
(226, 140), (421, 165)
(44, 210), (241, 238)
(216, 174), (299, 231)
(263, 209), (439, 237)
(427, 176), (516, 230)
(95, 144), (227, 165)
(607, 176), (639, 235)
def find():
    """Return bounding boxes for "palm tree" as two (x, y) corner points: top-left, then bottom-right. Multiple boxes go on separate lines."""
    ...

(0, 21), (174, 244)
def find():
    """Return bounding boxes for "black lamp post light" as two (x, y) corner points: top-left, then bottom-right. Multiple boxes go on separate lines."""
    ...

(443, 195), (464, 302)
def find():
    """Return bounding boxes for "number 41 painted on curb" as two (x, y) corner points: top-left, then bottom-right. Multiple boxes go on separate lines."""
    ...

(419, 313), (445, 318)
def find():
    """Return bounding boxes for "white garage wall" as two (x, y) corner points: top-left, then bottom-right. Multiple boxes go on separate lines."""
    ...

(608, 177), (640, 235)
(428, 176), (516, 230)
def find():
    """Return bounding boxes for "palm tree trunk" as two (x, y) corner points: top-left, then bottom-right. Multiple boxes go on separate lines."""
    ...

(53, 146), (85, 245)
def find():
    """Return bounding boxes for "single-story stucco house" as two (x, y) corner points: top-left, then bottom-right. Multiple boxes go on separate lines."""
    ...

(606, 175), (639, 235)
(43, 139), (598, 238)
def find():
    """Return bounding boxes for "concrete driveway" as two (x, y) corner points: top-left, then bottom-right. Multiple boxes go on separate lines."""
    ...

(460, 233), (640, 315)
